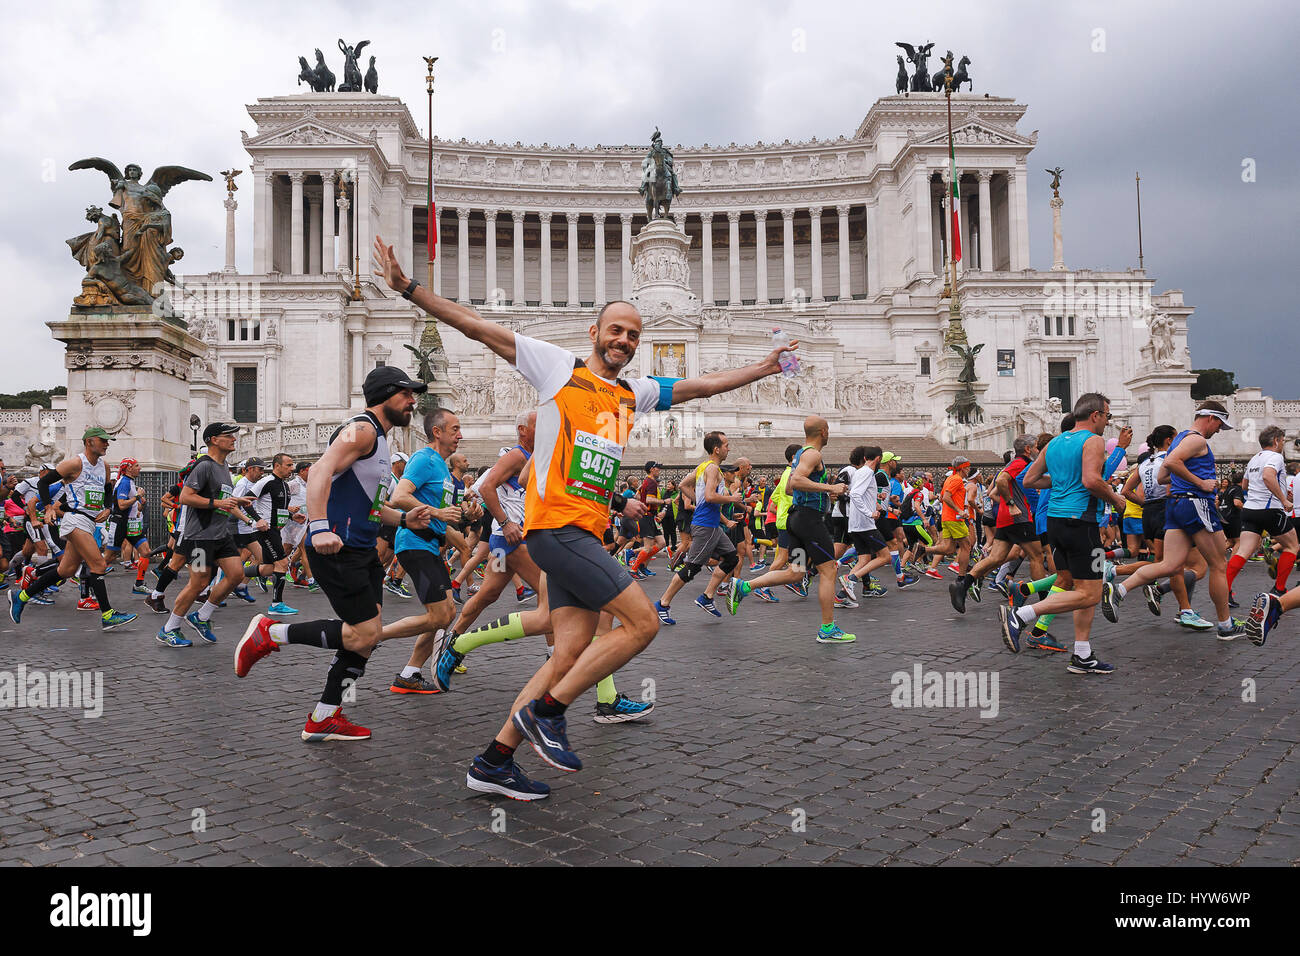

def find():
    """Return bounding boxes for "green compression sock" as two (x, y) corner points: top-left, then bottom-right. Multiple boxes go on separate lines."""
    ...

(596, 673), (618, 705)
(1032, 585), (1066, 632)
(1025, 574), (1059, 594)
(453, 612), (527, 654)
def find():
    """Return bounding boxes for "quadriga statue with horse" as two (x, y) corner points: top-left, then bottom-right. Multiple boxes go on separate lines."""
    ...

(297, 49), (336, 92)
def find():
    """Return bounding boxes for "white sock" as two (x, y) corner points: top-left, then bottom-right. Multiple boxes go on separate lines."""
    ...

(1218, 619), (1232, 630)
(995, 562), (1012, 584)
(311, 702), (338, 722)
(400, 665), (421, 679)
(1016, 605), (1037, 624)
(1114, 582), (1127, 599)
(1075, 641), (1092, 658)
(269, 622), (290, 644)
(197, 601), (219, 622)
(165, 612), (184, 632)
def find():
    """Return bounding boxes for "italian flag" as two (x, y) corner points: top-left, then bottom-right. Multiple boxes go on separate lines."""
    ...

(949, 139), (961, 263)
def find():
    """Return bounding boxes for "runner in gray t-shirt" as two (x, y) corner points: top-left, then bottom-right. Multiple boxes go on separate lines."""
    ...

(159, 423), (253, 648)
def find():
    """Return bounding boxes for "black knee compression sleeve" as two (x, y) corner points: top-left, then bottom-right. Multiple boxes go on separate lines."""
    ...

(719, 552), (739, 575)
(676, 562), (702, 583)
(321, 649), (368, 706)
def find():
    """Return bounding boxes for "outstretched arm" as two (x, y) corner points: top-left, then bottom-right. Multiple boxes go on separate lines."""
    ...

(374, 236), (517, 364)
(670, 342), (797, 404)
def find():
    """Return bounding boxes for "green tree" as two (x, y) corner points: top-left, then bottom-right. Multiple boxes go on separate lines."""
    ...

(1191, 369), (1236, 401)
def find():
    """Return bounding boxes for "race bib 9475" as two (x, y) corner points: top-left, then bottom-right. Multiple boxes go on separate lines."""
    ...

(565, 431), (623, 503)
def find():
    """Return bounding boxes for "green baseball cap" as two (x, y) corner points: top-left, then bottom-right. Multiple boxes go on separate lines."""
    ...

(82, 426), (114, 441)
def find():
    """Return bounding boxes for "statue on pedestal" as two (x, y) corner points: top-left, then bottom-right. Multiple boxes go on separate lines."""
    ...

(1045, 167), (1064, 199)
(403, 342), (441, 412)
(951, 342), (983, 384)
(364, 56), (379, 93)
(297, 49), (336, 92)
(639, 128), (681, 220)
(67, 158), (211, 308)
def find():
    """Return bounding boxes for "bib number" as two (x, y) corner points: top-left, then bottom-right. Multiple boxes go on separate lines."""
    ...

(275, 508), (289, 528)
(565, 432), (623, 504)
(127, 518), (143, 536)
(84, 488), (104, 509)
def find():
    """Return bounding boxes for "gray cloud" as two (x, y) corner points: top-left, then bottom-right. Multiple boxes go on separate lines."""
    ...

(4, 0), (1294, 396)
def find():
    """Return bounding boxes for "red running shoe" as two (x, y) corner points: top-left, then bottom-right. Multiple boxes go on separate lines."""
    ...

(234, 614), (279, 678)
(77, 597), (101, 612)
(924, 569), (945, 580)
(301, 710), (371, 742)
(20, 565), (37, 592)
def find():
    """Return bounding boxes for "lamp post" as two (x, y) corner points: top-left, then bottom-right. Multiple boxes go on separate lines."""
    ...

(351, 169), (362, 301)
(189, 414), (200, 455)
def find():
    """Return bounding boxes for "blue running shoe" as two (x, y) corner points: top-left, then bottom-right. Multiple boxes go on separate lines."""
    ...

(1067, 653), (1115, 675)
(47, 584), (61, 594)
(186, 611), (217, 644)
(267, 602), (299, 616)
(432, 633), (465, 692)
(1247, 591), (1281, 647)
(641, 567), (656, 576)
(9, 588), (25, 624)
(594, 693), (655, 723)
(694, 594), (721, 617)
(784, 581), (809, 598)
(233, 586), (256, 604)
(653, 600), (676, 625)
(512, 702), (581, 773)
(816, 622), (856, 643)
(754, 586), (779, 603)
(131, 583), (150, 596)
(1000, 603), (1022, 653)
(30, 594), (54, 606)
(517, 586), (537, 602)
(466, 756), (550, 801)
(101, 610), (136, 631)
(156, 627), (192, 648)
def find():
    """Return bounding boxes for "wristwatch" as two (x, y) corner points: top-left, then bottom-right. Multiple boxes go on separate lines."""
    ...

(401, 278), (420, 301)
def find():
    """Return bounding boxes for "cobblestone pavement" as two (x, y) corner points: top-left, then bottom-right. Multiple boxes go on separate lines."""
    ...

(1, 560), (1296, 866)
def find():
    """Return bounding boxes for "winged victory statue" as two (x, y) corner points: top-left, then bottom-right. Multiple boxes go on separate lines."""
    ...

(66, 158), (211, 308)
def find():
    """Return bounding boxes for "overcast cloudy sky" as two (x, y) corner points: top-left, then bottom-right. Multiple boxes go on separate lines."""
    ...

(3, 0), (1293, 395)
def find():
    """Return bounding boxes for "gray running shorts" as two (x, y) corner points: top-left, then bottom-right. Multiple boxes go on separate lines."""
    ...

(684, 524), (736, 566)
(526, 525), (634, 611)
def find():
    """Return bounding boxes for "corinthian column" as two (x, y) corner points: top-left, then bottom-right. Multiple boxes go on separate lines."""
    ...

(512, 210), (525, 305)
(700, 212), (714, 305)
(593, 213), (607, 305)
(809, 207), (823, 303)
(566, 212), (580, 307)
(620, 213), (633, 296)
(727, 211), (741, 305)
(540, 212), (554, 306)
(836, 204), (851, 299)
(978, 170), (993, 271)
(484, 209), (498, 306)
(781, 207), (795, 303)
(289, 171), (305, 275)
(224, 195), (237, 273)
(320, 171), (334, 272)
(456, 208), (470, 304)
(754, 210), (769, 305)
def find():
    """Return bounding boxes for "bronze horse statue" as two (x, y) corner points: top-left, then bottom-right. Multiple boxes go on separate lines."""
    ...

(639, 138), (679, 220)
(895, 55), (908, 95)
(297, 49), (335, 92)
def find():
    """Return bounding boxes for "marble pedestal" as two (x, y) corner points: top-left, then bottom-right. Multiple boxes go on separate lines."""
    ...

(47, 307), (206, 470)
(628, 218), (699, 319)
(1123, 363), (1197, 439)
(925, 350), (990, 445)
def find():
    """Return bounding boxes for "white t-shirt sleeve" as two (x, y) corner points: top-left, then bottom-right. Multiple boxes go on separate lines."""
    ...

(628, 376), (663, 415)
(512, 333), (578, 402)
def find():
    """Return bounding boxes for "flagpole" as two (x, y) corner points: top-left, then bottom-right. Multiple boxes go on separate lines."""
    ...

(1135, 171), (1144, 271)
(944, 73), (966, 347)
(426, 56), (438, 291)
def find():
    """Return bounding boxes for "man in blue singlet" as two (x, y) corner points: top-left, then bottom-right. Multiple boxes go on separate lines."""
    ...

(1102, 400), (1242, 640)
(999, 393), (1127, 673)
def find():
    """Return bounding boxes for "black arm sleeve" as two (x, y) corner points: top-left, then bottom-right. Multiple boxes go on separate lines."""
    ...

(37, 470), (60, 506)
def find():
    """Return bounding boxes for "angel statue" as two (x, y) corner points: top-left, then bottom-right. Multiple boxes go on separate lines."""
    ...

(403, 342), (441, 411)
(895, 41), (935, 92)
(219, 169), (243, 195)
(338, 38), (370, 92)
(950, 342), (984, 384)
(68, 158), (211, 306)
(1045, 167), (1064, 198)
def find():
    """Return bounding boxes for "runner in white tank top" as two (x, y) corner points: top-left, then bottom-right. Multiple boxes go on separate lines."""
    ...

(9, 427), (137, 630)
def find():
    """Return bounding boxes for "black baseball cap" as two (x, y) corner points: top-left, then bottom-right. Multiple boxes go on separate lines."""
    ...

(364, 366), (428, 406)
(202, 422), (240, 442)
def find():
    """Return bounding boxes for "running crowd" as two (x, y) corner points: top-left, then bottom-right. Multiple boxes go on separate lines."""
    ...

(3, 234), (1290, 801)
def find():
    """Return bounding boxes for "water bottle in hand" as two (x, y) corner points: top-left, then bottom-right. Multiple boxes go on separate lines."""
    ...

(772, 328), (799, 378)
